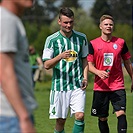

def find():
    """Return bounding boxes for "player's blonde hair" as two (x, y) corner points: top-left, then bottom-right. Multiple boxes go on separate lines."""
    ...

(100, 15), (114, 23)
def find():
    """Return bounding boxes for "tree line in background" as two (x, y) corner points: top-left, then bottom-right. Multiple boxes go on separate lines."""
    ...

(23, 0), (132, 25)
(91, 0), (133, 24)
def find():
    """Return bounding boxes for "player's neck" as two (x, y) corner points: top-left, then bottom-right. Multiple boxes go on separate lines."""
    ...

(60, 30), (72, 38)
(101, 34), (112, 42)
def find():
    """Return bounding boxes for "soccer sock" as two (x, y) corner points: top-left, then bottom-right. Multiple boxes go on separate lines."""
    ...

(72, 120), (85, 133)
(54, 129), (65, 133)
(98, 119), (109, 133)
(117, 114), (127, 133)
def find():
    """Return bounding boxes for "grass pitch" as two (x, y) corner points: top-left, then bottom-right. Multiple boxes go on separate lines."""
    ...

(34, 74), (133, 133)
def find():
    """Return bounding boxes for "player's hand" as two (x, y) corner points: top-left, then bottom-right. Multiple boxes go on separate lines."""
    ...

(81, 78), (88, 90)
(59, 50), (71, 59)
(96, 70), (109, 80)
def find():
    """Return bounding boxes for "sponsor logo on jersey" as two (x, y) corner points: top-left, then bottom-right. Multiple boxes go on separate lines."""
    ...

(103, 53), (113, 66)
(64, 50), (78, 62)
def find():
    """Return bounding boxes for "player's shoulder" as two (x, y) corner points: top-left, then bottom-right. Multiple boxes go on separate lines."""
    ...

(46, 31), (60, 42)
(46, 31), (60, 41)
(112, 36), (125, 44)
(90, 37), (101, 44)
(73, 30), (87, 38)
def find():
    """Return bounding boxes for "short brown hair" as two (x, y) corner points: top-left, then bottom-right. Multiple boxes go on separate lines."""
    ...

(59, 7), (74, 19)
(100, 15), (114, 23)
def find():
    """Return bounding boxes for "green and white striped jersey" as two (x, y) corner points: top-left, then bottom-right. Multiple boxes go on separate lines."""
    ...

(42, 30), (89, 91)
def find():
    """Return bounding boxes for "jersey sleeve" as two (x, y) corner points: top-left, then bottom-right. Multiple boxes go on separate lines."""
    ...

(1, 15), (18, 53)
(87, 42), (94, 62)
(121, 42), (131, 60)
(42, 37), (54, 61)
(82, 36), (89, 58)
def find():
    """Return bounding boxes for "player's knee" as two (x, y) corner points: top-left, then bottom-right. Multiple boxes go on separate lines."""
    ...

(75, 112), (84, 120)
(56, 118), (66, 126)
(115, 110), (125, 117)
(99, 117), (108, 121)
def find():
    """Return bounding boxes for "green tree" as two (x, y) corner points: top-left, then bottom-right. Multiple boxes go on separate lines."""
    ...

(23, 0), (59, 25)
(108, 0), (132, 24)
(60, 0), (81, 9)
(24, 22), (51, 56)
(90, 0), (111, 25)
(91, 0), (132, 25)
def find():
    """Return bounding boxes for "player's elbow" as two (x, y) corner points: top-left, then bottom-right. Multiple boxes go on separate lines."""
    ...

(44, 64), (50, 70)
(44, 62), (51, 70)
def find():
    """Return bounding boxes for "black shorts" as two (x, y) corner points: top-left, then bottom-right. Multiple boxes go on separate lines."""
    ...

(91, 89), (126, 117)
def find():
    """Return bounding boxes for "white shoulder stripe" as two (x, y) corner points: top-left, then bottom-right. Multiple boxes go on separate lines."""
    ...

(45, 31), (60, 48)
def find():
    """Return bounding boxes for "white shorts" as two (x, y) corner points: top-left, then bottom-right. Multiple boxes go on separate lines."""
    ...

(49, 88), (86, 119)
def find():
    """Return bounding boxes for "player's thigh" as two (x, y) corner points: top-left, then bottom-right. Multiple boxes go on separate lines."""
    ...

(70, 88), (86, 115)
(91, 91), (110, 117)
(111, 89), (126, 112)
(49, 90), (71, 119)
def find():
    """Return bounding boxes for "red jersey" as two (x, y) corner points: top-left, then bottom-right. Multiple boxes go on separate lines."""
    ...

(87, 37), (131, 91)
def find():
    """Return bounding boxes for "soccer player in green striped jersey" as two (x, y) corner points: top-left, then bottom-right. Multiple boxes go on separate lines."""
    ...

(42, 7), (89, 133)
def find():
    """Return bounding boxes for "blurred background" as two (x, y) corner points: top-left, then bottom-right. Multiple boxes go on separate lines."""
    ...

(1, 1), (132, 132)
(21, 0), (132, 61)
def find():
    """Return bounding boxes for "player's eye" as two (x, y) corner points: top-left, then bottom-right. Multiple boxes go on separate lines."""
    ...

(64, 21), (73, 24)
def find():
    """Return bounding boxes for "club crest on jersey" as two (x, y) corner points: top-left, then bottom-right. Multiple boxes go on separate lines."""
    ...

(64, 50), (78, 62)
(113, 44), (118, 49)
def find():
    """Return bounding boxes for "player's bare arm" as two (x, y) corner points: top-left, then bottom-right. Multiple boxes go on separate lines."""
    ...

(44, 50), (71, 69)
(123, 59), (133, 92)
(88, 62), (109, 80)
(81, 58), (88, 90)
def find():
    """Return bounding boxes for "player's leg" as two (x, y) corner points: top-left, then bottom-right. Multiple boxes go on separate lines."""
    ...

(70, 88), (86, 133)
(49, 90), (70, 133)
(117, 113), (127, 133)
(98, 117), (109, 133)
(91, 91), (110, 133)
(111, 90), (127, 133)
(54, 118), (66, 133)
(73, 112), (85, 133)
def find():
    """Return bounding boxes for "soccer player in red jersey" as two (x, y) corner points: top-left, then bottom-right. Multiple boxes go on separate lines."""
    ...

(87, 15), (133, 133)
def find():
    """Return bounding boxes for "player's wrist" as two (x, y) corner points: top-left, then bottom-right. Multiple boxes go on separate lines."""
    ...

(58, 54), (62, 60)
(83, 78), (88, 81)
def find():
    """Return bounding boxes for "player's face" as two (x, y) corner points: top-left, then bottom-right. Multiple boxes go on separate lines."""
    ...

(100, 19), (114, 35)
(58, 15), (74, 35)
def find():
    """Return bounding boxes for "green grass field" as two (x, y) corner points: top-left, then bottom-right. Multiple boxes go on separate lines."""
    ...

(34, 74), (133, 133)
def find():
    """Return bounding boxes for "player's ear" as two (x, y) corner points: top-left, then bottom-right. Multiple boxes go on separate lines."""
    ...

(99, 23), (102, 30)
(58, 19), (61, 25)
